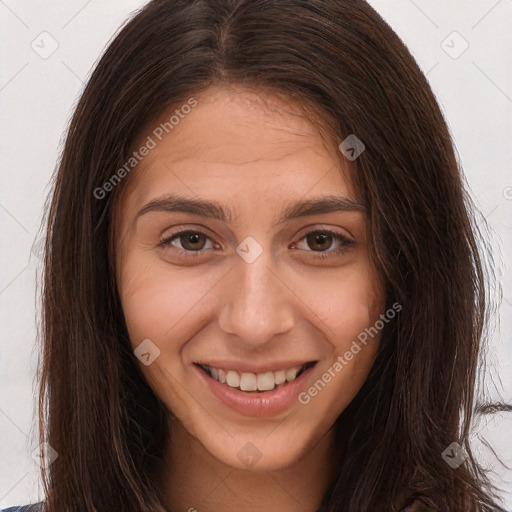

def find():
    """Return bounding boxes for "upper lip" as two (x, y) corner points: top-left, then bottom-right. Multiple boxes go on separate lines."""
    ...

(194, 360), (318, 373)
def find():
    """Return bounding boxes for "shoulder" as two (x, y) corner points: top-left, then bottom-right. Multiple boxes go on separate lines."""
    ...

(1, 504), (44, 512)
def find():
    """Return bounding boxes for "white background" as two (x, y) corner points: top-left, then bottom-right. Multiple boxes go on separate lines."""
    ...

(1, 0), (511, 509)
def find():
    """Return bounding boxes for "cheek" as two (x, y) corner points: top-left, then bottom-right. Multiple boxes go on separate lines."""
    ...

(298, 261), (384, 398)
(302, 262), (384, 347)
(309, 269), (384, 406)
(117, 250), (221, 349)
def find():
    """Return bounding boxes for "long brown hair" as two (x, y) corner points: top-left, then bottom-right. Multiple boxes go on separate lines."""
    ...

(38, 0), (507, 510)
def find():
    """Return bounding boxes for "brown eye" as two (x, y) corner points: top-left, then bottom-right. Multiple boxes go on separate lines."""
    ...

(158, 230), (216, 255)
(306, 232), (334, 251)
(291, 229), (354, 258)
(178, 232), (208, 251)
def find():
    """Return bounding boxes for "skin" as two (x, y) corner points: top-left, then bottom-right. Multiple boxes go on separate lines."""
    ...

(115, 84), (386, 512)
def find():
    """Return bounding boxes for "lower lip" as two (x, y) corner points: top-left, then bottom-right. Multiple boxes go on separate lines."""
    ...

(194, 364), (315, 418)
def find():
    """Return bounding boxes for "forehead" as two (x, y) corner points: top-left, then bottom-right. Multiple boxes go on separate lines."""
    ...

(119, 84), (357, 216)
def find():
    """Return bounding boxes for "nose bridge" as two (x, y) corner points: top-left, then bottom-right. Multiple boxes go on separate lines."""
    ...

(217, 243), (294, 346)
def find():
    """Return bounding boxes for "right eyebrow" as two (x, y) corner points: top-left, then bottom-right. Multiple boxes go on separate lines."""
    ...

(135, 194), (233, 223)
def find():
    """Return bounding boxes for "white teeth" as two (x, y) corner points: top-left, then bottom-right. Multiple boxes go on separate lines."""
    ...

(240, 372), (257, 391)
(226, 370), (240, 387)
(257, 371), (275, 391)
(285, 367), (298, 382)
(202, 363), (310, 392)
(274, 370), (286, 386)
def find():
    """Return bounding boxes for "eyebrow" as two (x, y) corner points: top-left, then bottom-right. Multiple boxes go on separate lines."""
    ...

(134, 193), (366, 225)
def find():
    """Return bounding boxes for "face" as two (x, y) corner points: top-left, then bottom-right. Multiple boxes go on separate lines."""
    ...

(115, 84), (385, 472)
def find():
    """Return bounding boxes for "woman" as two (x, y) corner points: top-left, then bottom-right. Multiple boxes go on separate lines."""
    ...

(3, 0), (508, 510)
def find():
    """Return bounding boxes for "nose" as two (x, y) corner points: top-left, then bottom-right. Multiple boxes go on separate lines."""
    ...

(217, 247), (295, 349)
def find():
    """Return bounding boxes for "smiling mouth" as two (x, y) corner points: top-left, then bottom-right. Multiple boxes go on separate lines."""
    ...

(195, 361), (317, 393)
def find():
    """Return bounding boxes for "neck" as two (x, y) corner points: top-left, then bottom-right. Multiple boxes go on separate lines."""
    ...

(156, 418), (339, 512)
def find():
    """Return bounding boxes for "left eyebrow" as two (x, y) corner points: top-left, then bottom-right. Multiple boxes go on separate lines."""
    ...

(134, 193), (366, 226)
(275, 195), (366, 225)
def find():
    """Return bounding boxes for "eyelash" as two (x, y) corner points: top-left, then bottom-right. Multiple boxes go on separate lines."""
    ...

(157, 228), (354, 260)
